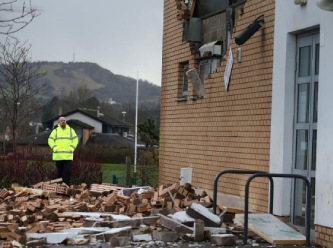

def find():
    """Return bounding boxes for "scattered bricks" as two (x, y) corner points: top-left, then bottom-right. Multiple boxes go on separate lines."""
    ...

(132, 198), (141, 205)
(210, 234), (237, 246)
(152, 230), (179, 242)
(75, 203), (88, 212)
(194, 219), (205, 241)
(110, 236), (130, 247)
(46, 212), (58, 222)
(183, 197), (199, 207)
(186, 202), (222, 227)
(88, 191), (102, 198)
(8, 231), (26, 244)
(0, 189), (9, 199)
(1, 241), (13, 248)
(26, 222), (47, 233)
(42, 184), (57, 192)
(173, 192), (185, 199)
(157, 214), (193, 234)
(56, 186), (68, 195)
(15, 196), (29, 202)
(104, 204), (116, 212)
(200, 195), (211, 203)
(0, 215), (7, 222)
(105, 192), (117, 205)
(32, 182), (44, 189)
(166, 201), (173, 209)
(66, 188), (80, 196)
(136, 203), (148, 213)
(0, 203), (12, 211)
(127, 204), (136, 215)
(102, 226), (132, 242)
(49, 178), (63, 184)
(71, 222), (84, 228)
(80, 190), (89, 199)
(30, 201), (42, 209)
(21, 215), (36, 227)
(26, 204), (36, 213)
(182, 188), (189, 196)
(116, 194), (131, 204)
(158, 185), (167, 197)
(139, 191), (155, 200)
(87, 204), (98, 212)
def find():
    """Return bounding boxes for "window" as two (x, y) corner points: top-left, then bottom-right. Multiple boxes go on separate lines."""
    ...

(292, 32), (319, 230)
(182, 63), (189, 97)
(199, 58), (220, 84)
(176, 62), (189, 101)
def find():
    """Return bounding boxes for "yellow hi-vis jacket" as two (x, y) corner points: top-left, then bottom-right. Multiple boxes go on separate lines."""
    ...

(48, 124), (78, 161)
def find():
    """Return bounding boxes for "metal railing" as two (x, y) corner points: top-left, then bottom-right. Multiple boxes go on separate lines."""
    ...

(213, 170), (274, 214)
(213, 170), (312, 247)
(243, 173), (311, 246)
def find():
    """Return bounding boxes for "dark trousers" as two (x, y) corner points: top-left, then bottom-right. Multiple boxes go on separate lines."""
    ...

(56, 160), (72, 186)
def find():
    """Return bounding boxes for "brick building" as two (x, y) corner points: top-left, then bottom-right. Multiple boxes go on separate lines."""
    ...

(159, 0), (333, 246)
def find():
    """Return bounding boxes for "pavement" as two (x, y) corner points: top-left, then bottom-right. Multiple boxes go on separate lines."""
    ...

(41, 235), (323, 248)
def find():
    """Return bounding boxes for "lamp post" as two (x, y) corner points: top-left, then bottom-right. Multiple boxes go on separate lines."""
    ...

(134, 75), (139, 175)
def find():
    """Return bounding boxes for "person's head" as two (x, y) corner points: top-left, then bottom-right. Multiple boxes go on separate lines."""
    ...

(58, 117), (67, 129)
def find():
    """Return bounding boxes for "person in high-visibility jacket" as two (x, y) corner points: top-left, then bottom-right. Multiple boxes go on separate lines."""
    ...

(48, 116), (78, 186)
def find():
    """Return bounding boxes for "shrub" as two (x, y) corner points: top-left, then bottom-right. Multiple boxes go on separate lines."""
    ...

(0, 148), (102, 188)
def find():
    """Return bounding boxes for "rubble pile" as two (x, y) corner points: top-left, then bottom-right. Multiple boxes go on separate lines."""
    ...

(0, 179), (248, 247)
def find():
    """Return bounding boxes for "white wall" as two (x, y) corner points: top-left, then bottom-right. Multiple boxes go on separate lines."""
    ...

(52, 112), (102, 133)
(271, 1), (333, 227)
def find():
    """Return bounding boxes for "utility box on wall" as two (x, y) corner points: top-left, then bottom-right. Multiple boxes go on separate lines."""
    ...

(199, 40), (222, 57)
(183, 18), (202, 42)
(180, 167), (193, 185)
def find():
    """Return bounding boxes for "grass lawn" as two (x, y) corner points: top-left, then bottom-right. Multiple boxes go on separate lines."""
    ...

(102, 164), (159, 187)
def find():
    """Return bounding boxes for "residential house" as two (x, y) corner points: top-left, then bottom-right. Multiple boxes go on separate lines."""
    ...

(18, 108), (134, 155)
(159, 0), (333, 246)
(43, 108), (132, 145)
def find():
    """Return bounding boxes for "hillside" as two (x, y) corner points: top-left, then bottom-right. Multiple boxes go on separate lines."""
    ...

(37, 61), (161, 105)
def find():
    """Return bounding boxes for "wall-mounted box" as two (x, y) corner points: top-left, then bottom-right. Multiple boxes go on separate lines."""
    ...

(199, 40), (222, 57)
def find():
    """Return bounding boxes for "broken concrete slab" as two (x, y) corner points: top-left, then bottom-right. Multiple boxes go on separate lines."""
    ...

(63, 212), (131, 221)
(98, 216), (160, 228)
(169, 211), (195, 224)
(157, 214), (193, 234)
(186, 202), (221, 227)
(205, 189), (254, 214)
(27, 232), (72, 244)
(152, 230), (179, 242)
(132, 233), (153, 242)
(210, 233), (237, 246)
(235, 213), (306, 245)
(120, 186), (150, 196)
(194, 219), (204, 241)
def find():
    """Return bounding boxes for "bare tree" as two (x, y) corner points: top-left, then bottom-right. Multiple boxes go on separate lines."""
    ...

(0, 0), (40, 36)
(77, 84), (93, 108)
(0, 39), (46, 153)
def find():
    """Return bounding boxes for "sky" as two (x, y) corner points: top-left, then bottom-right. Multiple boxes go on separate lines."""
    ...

(6, 0), (164, 86)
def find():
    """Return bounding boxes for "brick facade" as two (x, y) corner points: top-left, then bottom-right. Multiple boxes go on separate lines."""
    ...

(160, 0), (333, 246)
(160, 0), (274, 213)
(316, 225), (333, 247)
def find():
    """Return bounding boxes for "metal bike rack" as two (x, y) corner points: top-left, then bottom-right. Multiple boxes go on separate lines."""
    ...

(243, 173), (311, 247)
(213, 170), (274, 214)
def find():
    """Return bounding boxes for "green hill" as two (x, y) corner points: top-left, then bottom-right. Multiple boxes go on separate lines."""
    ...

(37, 61), (161, 105)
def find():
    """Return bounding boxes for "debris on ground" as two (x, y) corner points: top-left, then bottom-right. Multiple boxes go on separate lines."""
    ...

(0, 179), (319, 247)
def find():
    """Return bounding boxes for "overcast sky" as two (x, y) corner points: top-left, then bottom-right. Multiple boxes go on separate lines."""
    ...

(7, 0), (164, 86)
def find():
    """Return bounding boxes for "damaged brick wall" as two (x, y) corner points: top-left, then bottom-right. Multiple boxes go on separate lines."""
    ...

(159, 0), (275, 213)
